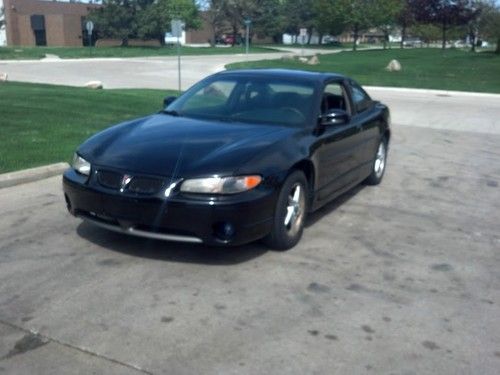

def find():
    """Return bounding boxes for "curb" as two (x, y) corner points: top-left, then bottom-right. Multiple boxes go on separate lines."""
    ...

(0, 162), (69, 189)
(364, 85), (500, 98)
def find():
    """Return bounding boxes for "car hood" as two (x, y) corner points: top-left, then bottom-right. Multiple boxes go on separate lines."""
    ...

(78, 114), (294, 177)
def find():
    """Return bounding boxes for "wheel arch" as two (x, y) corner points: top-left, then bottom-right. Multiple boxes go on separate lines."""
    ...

(290, 159), (316, 205)
(383, 128), (391, 144)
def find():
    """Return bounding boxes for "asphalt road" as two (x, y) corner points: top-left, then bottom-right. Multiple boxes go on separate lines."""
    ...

(1, 122), (500, 374)
(2, 52), (499, 135)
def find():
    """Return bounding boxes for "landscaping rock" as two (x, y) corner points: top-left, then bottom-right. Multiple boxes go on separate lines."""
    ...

(308, 55), (320, 65)
(281, 54), (295, 61)
(298, 57), (308, 63)
(385, 59), (402, 72)
(0, 73), (8, 82)
(84, 80), (103, 89)
(43, 54), (61, 60)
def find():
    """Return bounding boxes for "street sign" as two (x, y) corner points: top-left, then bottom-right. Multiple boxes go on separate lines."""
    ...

(86, 20), (94, 35)
(170, 19), (185, 92)
(299, 28), (307, 37)
(171, 19), (185, 38)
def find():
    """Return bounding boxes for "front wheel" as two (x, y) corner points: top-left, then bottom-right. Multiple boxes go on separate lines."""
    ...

(263, 171), (308, 250)
(365, 138), (388, 185)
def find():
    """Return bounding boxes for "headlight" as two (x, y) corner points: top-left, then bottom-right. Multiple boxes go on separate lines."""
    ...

(180, 175), (262, 194)
(72, 153), (91, 176)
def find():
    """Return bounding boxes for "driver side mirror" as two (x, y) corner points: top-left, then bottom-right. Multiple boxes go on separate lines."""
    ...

(163, 96), (177, 107)
(319, 109), (350, 126)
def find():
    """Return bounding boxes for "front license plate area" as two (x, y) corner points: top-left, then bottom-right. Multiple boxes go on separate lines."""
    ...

(100, 195), (141, 221)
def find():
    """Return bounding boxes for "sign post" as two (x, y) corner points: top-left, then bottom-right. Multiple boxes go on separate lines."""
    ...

(244, 19), (251, 56)
(86, 21), (94, 56)
(171, 19), (184, 92)
(299, 28), (307, 56)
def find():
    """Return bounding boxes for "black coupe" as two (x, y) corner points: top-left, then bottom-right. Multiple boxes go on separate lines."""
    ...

(63, 69), (390, 250)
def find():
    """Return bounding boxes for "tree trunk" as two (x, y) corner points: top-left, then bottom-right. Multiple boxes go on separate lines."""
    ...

(383, 30), (388, 49)
(469, 26), (476, 52)
(232, 25), (238, 47)
(307, 28), (313, 45)
(353, 24), (358, 51)
(210, 24), (217, 47)
(441, 20), (446, 50)
(318, 33), (324, 45)
(496, 38), (500, 54)
(400, 22), (406, 49)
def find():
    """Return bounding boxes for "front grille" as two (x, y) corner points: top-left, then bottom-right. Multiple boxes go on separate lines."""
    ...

(96, 169), (164, 195)
(97, 170), (122, 189)
(128, 176), (164, 194)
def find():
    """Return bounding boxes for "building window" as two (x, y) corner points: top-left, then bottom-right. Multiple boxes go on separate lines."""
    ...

(30, 15), (47, 46)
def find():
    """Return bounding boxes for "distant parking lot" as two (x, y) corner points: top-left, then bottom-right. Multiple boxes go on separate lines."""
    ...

(1, 122), (499, 374)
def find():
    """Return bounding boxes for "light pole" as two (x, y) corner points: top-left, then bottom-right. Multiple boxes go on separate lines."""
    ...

(244, 19), (251, 56)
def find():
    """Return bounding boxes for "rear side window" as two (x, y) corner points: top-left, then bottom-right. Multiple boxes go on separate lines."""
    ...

(350, 81), (372, 114)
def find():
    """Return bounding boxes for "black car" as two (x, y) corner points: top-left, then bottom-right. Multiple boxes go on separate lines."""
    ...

(63, 69), (390, 250)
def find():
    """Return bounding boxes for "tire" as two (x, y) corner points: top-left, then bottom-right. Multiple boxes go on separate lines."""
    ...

(365, 137), (388, 185)
(263, 171), (308, 250)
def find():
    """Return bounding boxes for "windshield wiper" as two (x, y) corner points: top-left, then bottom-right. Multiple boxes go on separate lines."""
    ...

(161, 109), (181, 117)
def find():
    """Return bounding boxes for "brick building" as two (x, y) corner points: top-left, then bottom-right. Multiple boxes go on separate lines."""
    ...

(2, 0), (99, 46)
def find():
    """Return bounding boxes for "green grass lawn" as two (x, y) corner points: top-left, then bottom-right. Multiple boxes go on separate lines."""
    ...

(0, 45), (277, 60)
(0, 82), (171, 173)
(227, 48), (500, 93)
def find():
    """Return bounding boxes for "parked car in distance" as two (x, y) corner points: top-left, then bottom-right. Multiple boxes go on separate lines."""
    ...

(216, 34), (243, 45)
(402, 37), (423, 47)
(63, 69), (391, 250)
(322, 35), (342, 46)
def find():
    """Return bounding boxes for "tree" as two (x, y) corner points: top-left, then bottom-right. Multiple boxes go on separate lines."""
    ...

(88, 0), (200, 45)
(88, 0), (144, 45)
(335, 0), (386, 51)
(222, 0), (259, 45)
(410, 22), (442, 43)
(137, 0), (200, 42)
(397, 0), (416, 47)
(282, 0), (316, 44)
(313, 0), (346, 44)
(371, 0), (404, 48)
(464, 0), (483, 51)
(206, 0), (227, 45)
(480, 3), (500, 53)
(0, 6), (5, 29)
(409, 0), (476, 49)
(252, 0), (285, 43)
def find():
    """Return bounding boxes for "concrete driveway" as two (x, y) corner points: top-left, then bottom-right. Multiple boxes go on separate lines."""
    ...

(1, 50), (500, 374)
(1, 122), (499, 374)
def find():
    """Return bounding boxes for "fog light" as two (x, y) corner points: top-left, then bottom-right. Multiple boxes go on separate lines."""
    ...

(214, 221), (235, 242)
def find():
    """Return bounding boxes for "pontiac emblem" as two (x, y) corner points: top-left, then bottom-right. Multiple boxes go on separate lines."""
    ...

(120, 174), (132, 192)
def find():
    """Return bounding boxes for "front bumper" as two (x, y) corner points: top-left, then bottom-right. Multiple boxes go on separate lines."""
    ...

(62, 169), (278, 246)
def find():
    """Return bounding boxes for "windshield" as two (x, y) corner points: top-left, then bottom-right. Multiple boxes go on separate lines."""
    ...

(165, 75), (316, 126)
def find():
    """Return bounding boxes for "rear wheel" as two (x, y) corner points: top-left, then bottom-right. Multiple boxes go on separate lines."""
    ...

(365, 137), (387, 185)
(264, 171), (308, 250)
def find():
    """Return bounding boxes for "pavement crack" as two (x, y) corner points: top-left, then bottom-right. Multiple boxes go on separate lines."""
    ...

(0, 319), (153, 374)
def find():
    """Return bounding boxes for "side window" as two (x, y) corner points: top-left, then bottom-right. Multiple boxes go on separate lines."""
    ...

(321, 82), (351, 115)
(350, 81), (372, 114)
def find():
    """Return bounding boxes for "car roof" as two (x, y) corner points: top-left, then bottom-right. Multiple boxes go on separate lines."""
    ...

(215, 69), (346, 83)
